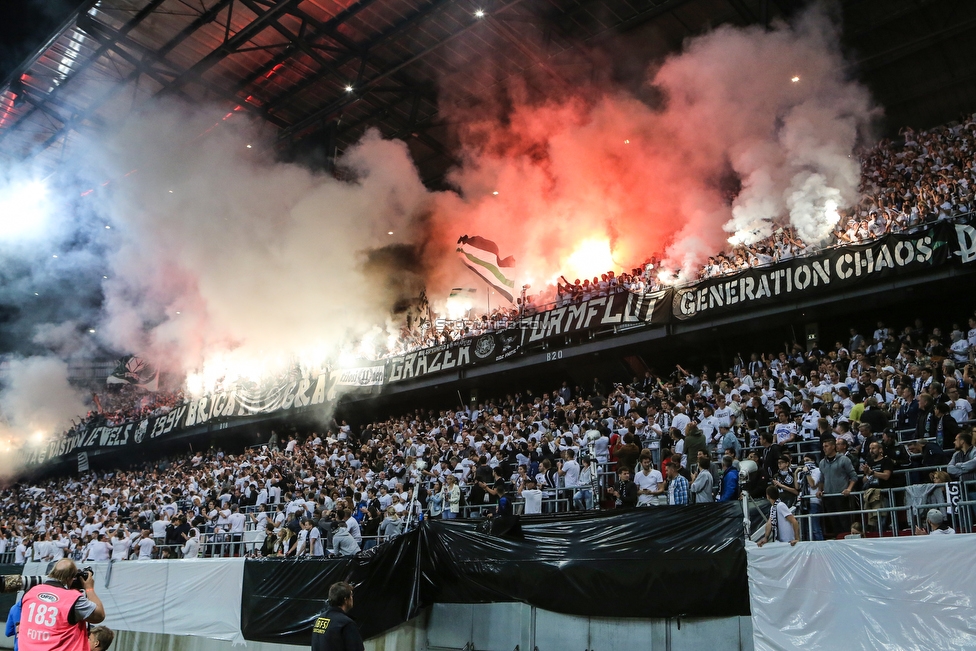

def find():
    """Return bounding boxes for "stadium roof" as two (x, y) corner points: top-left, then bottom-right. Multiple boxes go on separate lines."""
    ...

(1, 0), (975, 185)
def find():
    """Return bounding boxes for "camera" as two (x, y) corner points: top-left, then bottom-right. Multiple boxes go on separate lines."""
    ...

(70, 566), (94, 590)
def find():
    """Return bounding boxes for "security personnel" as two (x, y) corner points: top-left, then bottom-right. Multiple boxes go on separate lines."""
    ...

(311, 582), (364, 651)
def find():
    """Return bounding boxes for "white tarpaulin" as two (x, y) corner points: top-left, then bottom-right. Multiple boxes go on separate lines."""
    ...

(22, 558), (245, 644)
(747, 536), (976, 651)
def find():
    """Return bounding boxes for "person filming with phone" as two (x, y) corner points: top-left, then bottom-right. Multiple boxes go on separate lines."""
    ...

(18, 559), (111, 651)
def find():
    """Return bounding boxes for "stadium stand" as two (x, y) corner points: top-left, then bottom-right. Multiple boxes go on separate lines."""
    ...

(2, 303), (973, 562)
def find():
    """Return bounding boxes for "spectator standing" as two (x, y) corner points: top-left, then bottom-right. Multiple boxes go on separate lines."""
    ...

(666, 462), (689, 506)
(717, 456), (740, 502)
(607, 468), (638, 509)
(758, 485), (799, 547)
(816, 438), (857, 537)
(690, 459), (714, 503)
(634, 453), (664, 506)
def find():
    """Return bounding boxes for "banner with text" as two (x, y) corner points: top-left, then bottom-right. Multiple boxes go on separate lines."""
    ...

(672, 217), (976, 321)
(19, 372), (332, 467)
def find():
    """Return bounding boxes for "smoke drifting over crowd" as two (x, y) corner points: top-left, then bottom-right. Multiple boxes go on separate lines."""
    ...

(0, 4), (877, 472)
(433, 6), (875, 285)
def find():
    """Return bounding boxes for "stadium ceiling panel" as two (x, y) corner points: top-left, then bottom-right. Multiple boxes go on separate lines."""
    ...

(1, 0), (975, 184)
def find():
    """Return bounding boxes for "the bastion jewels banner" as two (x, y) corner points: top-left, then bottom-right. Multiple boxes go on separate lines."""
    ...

(672, 215), (976, 320)
(18, 371), (334, 468)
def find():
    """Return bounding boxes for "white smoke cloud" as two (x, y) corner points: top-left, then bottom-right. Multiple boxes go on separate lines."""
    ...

(0, 355), (87, 479)
(85, 104), (432, 386)
(653, 8), (875, 249)
(0, 3), (879, 479)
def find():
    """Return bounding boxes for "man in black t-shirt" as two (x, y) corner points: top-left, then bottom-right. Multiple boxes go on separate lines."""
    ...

(607, 467), (639, 508)
(311, 582), (364, 651)
(862, 442), (897, 490)
(861, 441), (897, 530)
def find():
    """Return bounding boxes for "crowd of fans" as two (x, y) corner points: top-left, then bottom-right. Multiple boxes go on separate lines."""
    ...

(2, 308), (974, 561)
(3, 114), (975, 555)
(394, 112), (976, 353)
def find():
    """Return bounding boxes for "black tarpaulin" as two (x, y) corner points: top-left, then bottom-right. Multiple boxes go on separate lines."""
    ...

(241, 504), (748, 644)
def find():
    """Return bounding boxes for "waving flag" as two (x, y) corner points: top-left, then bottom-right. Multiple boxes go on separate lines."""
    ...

(456, 235), (516, 302)
(107, 355), (159, 392)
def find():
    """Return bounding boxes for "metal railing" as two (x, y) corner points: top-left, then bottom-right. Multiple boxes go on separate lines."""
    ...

(759, 477), (976, 541)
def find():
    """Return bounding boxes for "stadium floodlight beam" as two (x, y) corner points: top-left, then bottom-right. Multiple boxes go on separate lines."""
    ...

(0, 178), (51, 241)
(475, 9), (485, 17)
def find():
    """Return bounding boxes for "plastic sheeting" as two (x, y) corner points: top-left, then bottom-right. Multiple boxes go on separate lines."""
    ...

(23, 558), (246, 644)
(242, 505), (749, 644)
(747, 536), (976, 651)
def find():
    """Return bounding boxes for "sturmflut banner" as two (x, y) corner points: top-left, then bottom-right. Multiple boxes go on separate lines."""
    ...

(673, 217), (976, 320)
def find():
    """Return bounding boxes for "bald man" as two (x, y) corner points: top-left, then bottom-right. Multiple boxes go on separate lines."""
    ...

(18, 559), (105, 651)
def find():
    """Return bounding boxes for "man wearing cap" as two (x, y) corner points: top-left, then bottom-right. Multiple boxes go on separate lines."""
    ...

(914, 510), (955, 535)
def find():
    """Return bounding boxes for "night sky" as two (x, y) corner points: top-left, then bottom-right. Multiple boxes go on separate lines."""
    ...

(0, 0), (87, 83)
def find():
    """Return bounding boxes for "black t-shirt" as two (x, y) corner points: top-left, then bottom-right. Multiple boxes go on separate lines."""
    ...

(311, 607), (364, 651)
(614, 479), (638, 508)
(775, 469), (797, 506)
(868, 456), (897, 489)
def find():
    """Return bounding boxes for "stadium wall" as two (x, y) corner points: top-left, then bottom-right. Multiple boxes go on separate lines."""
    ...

(9, 533), (976, 650)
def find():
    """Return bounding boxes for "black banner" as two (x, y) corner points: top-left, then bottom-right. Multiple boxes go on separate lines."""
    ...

(522, 288), (671, 345)
(673, 216), (976, 320)
(385, 326), (524, 383)
(19, 371), (333, 468)
(240, 505), (748, 644)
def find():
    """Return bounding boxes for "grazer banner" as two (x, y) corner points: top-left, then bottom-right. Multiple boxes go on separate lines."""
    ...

(672, 216), (976, 321)
(385, 327), (523, 383)
(18, 370), (333, 468)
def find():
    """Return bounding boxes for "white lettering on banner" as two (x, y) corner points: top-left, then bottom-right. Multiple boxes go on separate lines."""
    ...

(673, 228), (957, 319)
(955, 224), (976, 263)
(98, 424), (130, 447)
(310, 374), (327, 404)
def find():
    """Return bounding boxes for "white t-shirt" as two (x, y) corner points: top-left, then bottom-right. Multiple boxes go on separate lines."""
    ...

(151, 519), (169, 539)
(672, 413), (691, 435)
(346, 516), (362, 543)
(228, 512), (247, 534)
(522, 489), (543, 515)
(309, 527), (324, 557)
(591, 436), (609, 463)
(773, 422), (797, 444)
(111, 536), (132, 560)
(772, 501), (795, 543)
(561, 460), (581, 487)
(138, 537), (155, 559)
(634, 468), (664, 506)
(950, 399), (972, 425)
(85, 540), (111, 561)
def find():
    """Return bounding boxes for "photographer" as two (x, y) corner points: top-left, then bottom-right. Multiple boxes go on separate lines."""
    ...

(18, 559), (106, 651)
